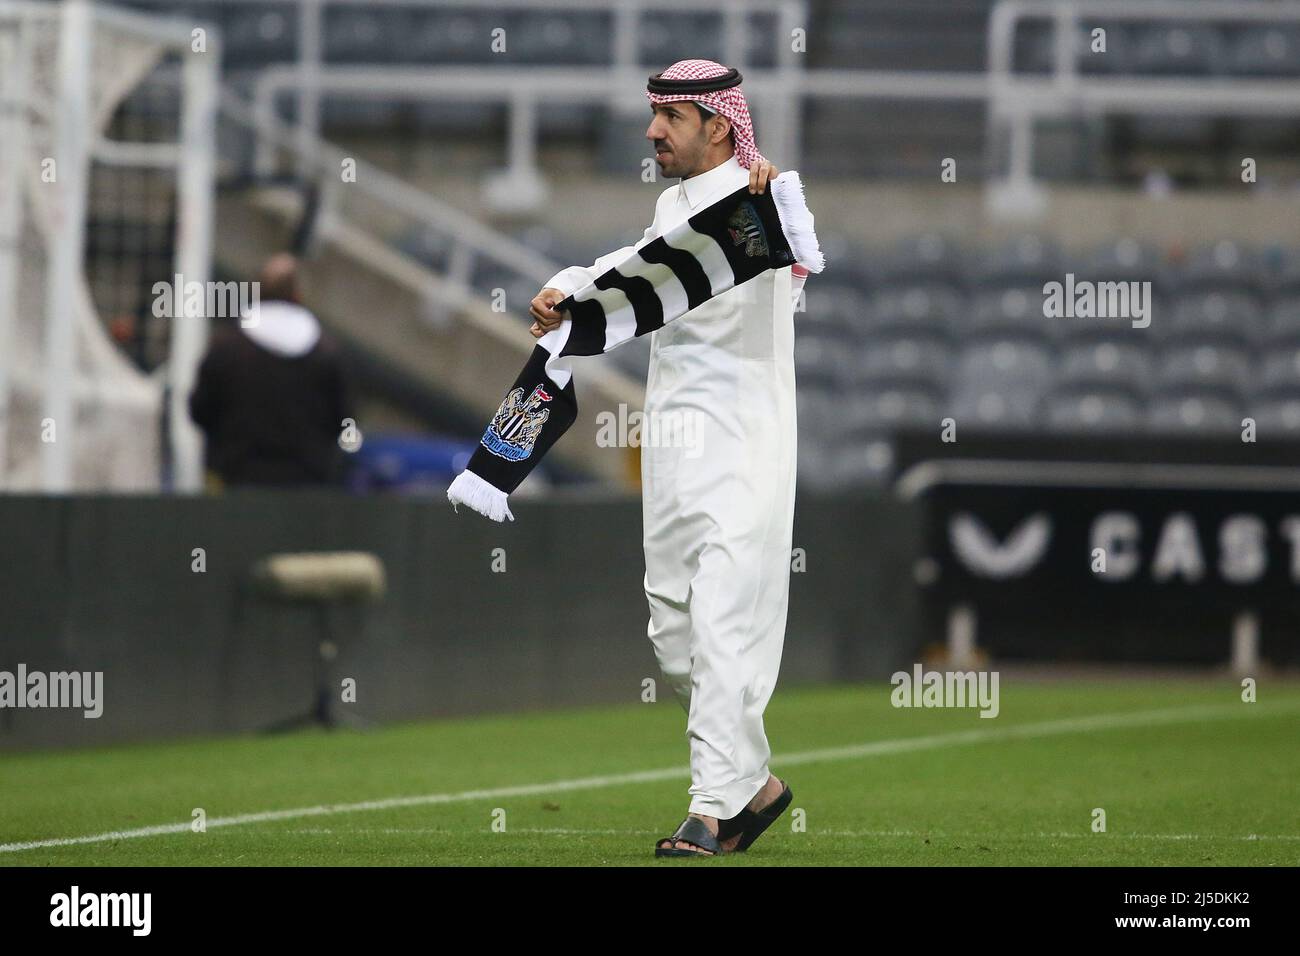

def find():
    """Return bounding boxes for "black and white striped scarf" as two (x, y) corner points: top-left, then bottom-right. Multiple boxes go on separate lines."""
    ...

(447, 171), (824, 521)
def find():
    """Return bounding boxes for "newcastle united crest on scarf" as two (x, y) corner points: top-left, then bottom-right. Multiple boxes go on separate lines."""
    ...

(447, 171), (825, 522)
(482, 383), (554, 462)
(728, 202), (769, 258)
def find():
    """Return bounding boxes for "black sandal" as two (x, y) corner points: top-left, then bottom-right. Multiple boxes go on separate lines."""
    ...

(716, 779), (793, 852)
(654, 815), (722, 858)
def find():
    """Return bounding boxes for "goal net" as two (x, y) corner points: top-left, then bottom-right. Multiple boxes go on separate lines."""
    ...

(0, 0), (215, 491)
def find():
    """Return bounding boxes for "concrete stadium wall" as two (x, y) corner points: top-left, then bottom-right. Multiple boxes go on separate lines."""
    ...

(0, 491), (923, 752)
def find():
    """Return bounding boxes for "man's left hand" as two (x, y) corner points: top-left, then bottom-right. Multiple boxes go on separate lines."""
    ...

(748, 159), (779, 195)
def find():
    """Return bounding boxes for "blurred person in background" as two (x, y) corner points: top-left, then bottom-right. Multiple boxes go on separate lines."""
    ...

(189, 253), (356, 490)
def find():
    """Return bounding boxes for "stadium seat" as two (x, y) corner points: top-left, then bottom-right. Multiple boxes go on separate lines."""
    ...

(796, 390), (841, 485)
(1147, 395), (1242, 433)
(743, 12), (780, 69)
(1248, 398), (1300, 436)
(813, 283), (873, 337)
(1160, 291), (1266, 345)
(864, 285), (962, 342)
(222, 5), (297, 66)
(1014, 21), (1137, 76)
(1012, 20), (1057, 76)
(815, 230), (861, 269)
(816, 234), (871, 293)
(796, 442), (839, 491)
(638, 15), (724, 65)
(1077, 22), (1137, 75)
(951, 340), (1055, 430)
(794, 332), (853, 392)
(512, 13), (612, 66)
(1261, 297), (1300, 348)
(844, 387), (944, 434)
(850, 338), (953, 392)
(796, 388), (837, 441)
(875, 234), (965, 287)
(828, 439), (896, 487)
(1043, 388), (1143, 433)
(399, 10), (466, 62)
(323, 9), (391, 64)
(410, 11), (499, 64)
(1154, 344), (1252, 400)
(1267, 251), (1300, 298)
(1227, 25), (1300, 77)
(1080, 237), (1165, 284)
(1181, 240), (1265, 294)
(975, 234), (1062, 287)
(956, 339), (1055, 387)
(1057, 341), (1153, 397)
(1255, 346), (1300, 396)
(835, 386), (945, 487)
(967, 286), (1053, 343)
(1132, 24), (1226, 75)
(951, 386), (1042, 430)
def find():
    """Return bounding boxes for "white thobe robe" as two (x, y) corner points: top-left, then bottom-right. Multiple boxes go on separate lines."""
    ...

(546, 156), (802, 820)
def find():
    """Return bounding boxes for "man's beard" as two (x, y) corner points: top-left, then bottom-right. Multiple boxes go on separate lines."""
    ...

(660, 152), (702, 178)
(656, 153), (681, 176)
(658, 144), (702, 178)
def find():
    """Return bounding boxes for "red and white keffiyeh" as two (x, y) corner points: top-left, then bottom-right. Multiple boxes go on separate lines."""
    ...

(646, 59), (766, 172)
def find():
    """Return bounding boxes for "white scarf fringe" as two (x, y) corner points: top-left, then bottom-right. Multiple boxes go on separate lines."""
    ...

(447, 469), (515, 522)
(770, 171), (826, 274)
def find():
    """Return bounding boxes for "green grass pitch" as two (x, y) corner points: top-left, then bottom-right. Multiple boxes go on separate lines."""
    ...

(2, 678), (1297, 866)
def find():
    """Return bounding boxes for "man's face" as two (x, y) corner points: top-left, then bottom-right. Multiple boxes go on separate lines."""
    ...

(646, 102), (719, 178)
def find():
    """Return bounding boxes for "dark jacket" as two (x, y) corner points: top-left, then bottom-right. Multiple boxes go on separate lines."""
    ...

(188, 300), (354, 487)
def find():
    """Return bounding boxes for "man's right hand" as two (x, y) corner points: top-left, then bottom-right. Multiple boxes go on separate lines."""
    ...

(529, 288), (567, 338)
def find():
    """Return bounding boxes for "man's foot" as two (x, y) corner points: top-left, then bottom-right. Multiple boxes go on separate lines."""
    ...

(655, 813), (719, 855)
(718, 774), (787, 852)
(654, 814), (722, 857)
(655, 775), (788, 855)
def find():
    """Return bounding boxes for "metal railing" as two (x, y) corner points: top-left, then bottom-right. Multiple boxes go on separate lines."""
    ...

(985, 0), (1300, 214)
(103, 0), (1300, 221)
(220, 85), (563, 324)
(238, 0), (807, 206)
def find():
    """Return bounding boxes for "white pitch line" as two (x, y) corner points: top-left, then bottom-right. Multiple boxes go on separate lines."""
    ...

(288, 827), (651, 836)
(2, 700), (1294, 854)
(810, 830), (1300, 842)
(284, 826), (1300, 842)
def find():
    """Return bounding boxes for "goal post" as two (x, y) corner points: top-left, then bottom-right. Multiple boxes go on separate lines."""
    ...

(0, 0), (218, 492)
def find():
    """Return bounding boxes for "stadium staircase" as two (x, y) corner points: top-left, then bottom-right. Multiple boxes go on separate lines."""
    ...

(212, 93), (645, 491)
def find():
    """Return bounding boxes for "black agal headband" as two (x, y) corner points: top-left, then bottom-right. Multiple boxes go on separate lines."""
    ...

(646, 67), (744, 95)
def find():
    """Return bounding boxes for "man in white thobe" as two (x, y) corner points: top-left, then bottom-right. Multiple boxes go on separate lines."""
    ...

(529, 60), (808, 857)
